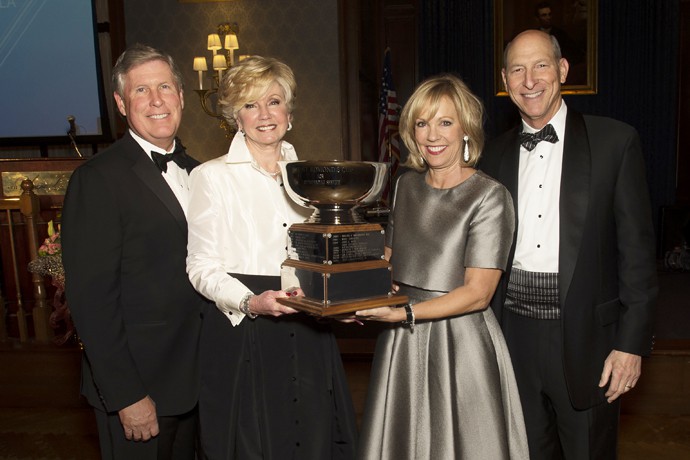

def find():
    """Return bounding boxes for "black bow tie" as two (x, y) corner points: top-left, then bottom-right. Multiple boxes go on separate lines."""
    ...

(519, 124), (559, 151)
(151, 140), (193, 173)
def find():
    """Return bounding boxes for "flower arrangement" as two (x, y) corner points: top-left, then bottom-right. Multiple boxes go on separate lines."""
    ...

(30, 221), (65, 283)
(28, 220), (75, 345)
(38, 221), (62, 256)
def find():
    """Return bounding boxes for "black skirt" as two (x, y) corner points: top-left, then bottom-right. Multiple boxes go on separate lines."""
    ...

(198, 274), (357, 460)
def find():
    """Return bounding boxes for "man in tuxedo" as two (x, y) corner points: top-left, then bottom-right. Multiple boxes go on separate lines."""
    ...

(481, 30), (657, 459)
(62, 44), (206, 459)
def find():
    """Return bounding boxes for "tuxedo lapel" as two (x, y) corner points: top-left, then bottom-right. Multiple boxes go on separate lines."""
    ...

(558, 110), (591, 306)
(492, 127), (522, 282)
(118, 134), (188, 235)
(132, 154), (188, 234)
(499, 127), (521, 213)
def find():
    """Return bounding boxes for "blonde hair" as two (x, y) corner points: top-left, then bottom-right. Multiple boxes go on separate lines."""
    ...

(399, 74), (485, 171)
(217, 56), (296, 130)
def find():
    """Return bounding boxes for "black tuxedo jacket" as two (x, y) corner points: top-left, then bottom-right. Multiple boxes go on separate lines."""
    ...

(481, 110), (657, 409)
(62, 132), (206, 416)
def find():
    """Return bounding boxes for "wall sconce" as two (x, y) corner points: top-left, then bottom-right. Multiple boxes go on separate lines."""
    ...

(193, 22), (241, 138)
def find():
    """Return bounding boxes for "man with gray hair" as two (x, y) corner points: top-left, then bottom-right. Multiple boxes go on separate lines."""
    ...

(62, 44), (207, 459)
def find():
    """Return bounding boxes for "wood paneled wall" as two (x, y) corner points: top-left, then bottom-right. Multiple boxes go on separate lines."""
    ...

(340, 0), (418, 161)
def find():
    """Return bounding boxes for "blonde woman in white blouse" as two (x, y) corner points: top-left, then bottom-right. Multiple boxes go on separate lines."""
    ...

(186, 56), (357, 460)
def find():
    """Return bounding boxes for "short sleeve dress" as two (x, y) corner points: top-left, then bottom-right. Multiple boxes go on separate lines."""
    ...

(357, 170), (529, 460)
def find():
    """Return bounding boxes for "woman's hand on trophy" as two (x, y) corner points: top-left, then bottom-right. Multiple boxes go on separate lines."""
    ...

(249, 290), (300, 317)
(283, 286), (304, 298)
(333, 314), (364, 325)
(355, 306), (405, 323)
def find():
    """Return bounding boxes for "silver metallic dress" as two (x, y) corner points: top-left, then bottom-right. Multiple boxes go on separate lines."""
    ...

(358, 170), (529, 460)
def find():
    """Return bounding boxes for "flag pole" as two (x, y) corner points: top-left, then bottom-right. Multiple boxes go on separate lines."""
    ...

(386, 134), (393, 207)
(373, 46), (399, 219)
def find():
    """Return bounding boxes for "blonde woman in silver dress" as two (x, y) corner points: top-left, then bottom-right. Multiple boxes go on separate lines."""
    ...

(356, 74), (529, 459)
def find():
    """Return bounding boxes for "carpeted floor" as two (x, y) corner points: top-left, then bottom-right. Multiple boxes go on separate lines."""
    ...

(0, 391), (689, 459)
(0, 407), (99, 459)
(0, 269), (688, 459)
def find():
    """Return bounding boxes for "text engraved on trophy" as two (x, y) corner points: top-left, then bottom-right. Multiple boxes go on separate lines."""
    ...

(330, 231), (383, 263)
(300, 165), (358, 186)
(288, 230), (384, 264)
(289, 232), (327, 263)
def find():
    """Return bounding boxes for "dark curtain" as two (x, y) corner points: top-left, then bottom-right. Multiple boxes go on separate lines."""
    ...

(419, 0), (680, 234)
(419, 0), (517, 137)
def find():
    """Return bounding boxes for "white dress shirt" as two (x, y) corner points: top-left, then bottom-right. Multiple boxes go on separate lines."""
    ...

(131, 130), (190, 215)
(513, 102), (568, 273)
(186, 132), (310, 326)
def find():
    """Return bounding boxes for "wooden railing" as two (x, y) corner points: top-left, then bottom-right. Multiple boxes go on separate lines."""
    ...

(0, 179), (50, 342)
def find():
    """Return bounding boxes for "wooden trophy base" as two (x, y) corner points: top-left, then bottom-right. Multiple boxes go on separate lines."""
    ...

(277, 293), (409, 317)
(279, 258), (408, 316)
(281, 221), (407, 316)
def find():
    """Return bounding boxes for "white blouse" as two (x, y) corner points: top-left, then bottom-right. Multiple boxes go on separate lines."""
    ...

(186, 132), (310, 326)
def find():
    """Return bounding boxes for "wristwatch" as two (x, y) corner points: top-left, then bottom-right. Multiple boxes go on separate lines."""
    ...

(401, 303), (415, 331)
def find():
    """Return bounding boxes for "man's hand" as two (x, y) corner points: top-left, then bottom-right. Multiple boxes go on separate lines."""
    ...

(119, 396), (159, 441)
(598, 350), (642, 403)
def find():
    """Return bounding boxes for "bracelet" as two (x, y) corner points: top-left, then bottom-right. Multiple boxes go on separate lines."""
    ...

(401, 303), (415, 331)
(239, 293), (257, 319)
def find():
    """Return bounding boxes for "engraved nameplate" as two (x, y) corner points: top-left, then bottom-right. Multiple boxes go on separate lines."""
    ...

(288, 229), (384, 264)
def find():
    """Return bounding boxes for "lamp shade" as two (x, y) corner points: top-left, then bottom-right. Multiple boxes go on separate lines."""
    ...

(224, 33), (239, 50)
(207, 34), (222, 50)
(193, 57), (208, 71)
(213, 54), (228, 70)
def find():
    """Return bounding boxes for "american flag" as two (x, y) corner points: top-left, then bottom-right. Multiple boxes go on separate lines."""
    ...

(377, 48), (401, 205)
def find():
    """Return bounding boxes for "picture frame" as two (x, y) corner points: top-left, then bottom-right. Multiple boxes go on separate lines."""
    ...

(494, 0), (598, 95)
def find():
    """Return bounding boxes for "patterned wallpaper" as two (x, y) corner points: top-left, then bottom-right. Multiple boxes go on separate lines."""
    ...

(123, 0), (343, 163)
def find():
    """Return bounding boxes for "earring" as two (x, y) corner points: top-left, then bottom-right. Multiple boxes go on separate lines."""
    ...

(287, 122), (293, 131)
(463, 135), (470, 163)
(240, 128), (245, 136)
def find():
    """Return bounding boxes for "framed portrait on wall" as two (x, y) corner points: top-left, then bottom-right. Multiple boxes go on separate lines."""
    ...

(494, 0), (598, 95)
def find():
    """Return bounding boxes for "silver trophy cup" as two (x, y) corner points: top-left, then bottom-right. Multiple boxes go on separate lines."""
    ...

(279, 160), (388, 224)
(277, 160), (407, 316)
